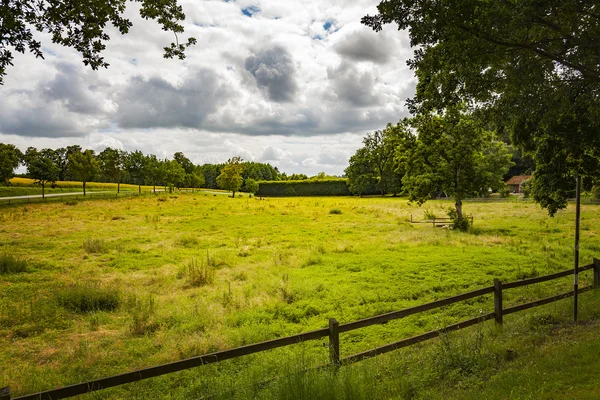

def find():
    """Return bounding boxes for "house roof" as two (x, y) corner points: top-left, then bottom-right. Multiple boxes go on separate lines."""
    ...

(506, 175), (531, 185)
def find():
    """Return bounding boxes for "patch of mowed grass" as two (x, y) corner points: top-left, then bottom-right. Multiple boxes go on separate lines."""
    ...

(55, 283), (120, 313)
(0, 253), (28, 274)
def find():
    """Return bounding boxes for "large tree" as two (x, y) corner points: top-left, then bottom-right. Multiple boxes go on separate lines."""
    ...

(23, 147), (60, 199)
(400, 107), (513, 223)
(1, 0), (196, 84)
(68, 149), (100, 196)
(125, 150), (146, 194)
(217, 156), (244, 198)
(0, 143), (22, 185)
(363, 0), (600, 215)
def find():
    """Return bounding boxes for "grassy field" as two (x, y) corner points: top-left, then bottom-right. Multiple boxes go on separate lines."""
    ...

(0, 178), (157, 197)
(1, 193), (599, 398)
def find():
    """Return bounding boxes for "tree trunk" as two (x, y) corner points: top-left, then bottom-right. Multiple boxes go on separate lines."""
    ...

(42, 183), (45, 199)
(138, 184), (141, 194)
(153, 184), (156, 193)
(232, 190), (235, 198)
(455, 199), (463, 220)
(117, 181), (120, 194)
(83, 181), (86, 196)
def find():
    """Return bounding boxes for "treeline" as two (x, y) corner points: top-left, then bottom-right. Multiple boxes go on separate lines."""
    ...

(0, 144), (283, 196)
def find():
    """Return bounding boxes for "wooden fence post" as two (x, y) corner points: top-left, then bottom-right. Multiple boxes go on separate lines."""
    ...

(329, 318), (340, 367)
(594, 258), (600, 287)
(0, 387), (10, 400)
(432, 217), (436, 228)
(494, 279), (503, 326)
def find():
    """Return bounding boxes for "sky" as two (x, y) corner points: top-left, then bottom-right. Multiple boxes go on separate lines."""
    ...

(0, 0), (416, 176)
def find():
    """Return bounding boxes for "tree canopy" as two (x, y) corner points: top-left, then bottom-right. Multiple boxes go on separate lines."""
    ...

(23, 147), (60, 198)
(68, 149), (100, 196)
(363, 0), (600, 214)
(0, 143), (22, 185)
(0, 0), (196, 84)
(217, 156), (244, 198)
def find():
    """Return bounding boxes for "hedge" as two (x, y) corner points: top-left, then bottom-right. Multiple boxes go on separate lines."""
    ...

(256, 179), (352, 197)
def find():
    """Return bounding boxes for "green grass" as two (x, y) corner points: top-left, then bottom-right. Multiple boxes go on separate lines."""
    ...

(0, 194), (599, 398)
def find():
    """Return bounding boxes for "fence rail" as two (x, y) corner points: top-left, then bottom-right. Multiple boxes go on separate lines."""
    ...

(0, 191), (172, 207)
(409, 214), (474, 227)
(4, 259), (599, 400)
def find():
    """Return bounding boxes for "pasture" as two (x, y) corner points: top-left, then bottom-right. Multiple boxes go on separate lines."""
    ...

(1, 193), (599, 398)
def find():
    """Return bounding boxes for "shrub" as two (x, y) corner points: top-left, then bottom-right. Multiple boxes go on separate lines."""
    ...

(126, 294), (158, 335)
(83, 238), (106, 254)
(179, 258), (215, 287)
(56, 283), (120, 313)
(447, 208), (470, 232)
(0, 253), (28, 274)
(521, 178), (532, 198)
(498, 184), (511, 198)
(256, 179), (352, 197)
(329, 208), (342, 215)
(424, 209), (437, 220)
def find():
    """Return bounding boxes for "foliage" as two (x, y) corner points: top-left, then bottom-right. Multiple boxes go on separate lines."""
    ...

(0, 253), (28, 274)
(217, 156), (244, 197)
(447, 208), (470, 232)
(0, 0), (196, 84)
(23, 147), (60, 198)
(98, 147), (125, 191)
(362, 0), (600, 216)
(345, 123), (405, 196)
(244, 178), (259, 194)
(56, 283), (120, 313)
(521, 178), (532, 198)
(125, 150), (146, 192)
(256, 179), (351, 197)
(0, 143), (22, 185)
(400, 107), (513, 220)
(67, 149), (100, 196)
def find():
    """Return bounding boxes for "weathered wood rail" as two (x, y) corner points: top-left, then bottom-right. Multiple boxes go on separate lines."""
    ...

(409, 214), (474, 227)
(4, 259), (599, 400)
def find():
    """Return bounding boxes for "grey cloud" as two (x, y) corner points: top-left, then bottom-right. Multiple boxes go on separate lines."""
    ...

(261, 146), (288, 161)
(41, 63), (104, 115)
(327, 61), (378, 107)
(115, 69), (231, 129)
(335, 28), (393, 64)
(244, 46), (298, 103)
(0, 106), (84, 137)
(318, 151), (349, 165)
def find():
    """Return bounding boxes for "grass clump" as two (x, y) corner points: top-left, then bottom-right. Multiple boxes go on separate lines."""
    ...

(179, 258), (215, 287)
(329, 208), (342, 214)
(64, 200), (78, 206)
(0, 253), (28, 274)
(126, 294), (158, 335)
(56, 283), (120, 313)
(83, 238), (106, 254)
(178, 235), (198, 248)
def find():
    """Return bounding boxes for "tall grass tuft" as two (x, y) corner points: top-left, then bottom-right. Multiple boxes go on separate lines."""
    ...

(126, 294), (158, 335)
(83, 238), (106, 254)
(179, 257), (215, 287)
(56, 283), (120, 313)
(0, 253), (28, 274)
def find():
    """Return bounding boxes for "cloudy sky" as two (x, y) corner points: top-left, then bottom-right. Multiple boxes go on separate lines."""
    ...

(1, 0), (416, 176)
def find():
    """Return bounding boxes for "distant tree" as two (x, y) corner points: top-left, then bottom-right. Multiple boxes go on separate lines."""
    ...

(0, 143), (23, 185)
(315, 172), (327, 179)
(244, 178), (259, 195)
(23, 147), (60, 199)
(173, 152), (194, 174)
(401, 107), (513, 226)
(188, 167), (206, 192)
(98, 147), (125, 193)
(345, 147), (377, 197)
(68, 149), (100, 196)
(125, 150), (146, 194)
(63, 145), (83, 181)
(163, 159), (186, 192)
(144, 154), (162, 193)
(217, 156), (244, 198)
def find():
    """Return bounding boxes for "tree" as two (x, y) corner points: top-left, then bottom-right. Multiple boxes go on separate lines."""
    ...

(1, 0), (196, 84)
(23, 147), (59, 199)
(0, 143), (22, 185)
(188, 166), (205, 192)
(98, 147), (125, 193)
(400, 107), (513, 224)
(244, 178), (259, 195)
(144, 154), (163, 193)
(345, 147), (377, 197)
(68, 149), (100, 196)
(163, 159), (185, 192)
(217, 156), (244, 198)
(125, 150), (146, 194)
(363, 0), (600, 215)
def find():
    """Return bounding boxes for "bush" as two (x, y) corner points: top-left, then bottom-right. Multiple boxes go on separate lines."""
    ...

(256, 179), (352, 197)
(56, 283), (120, 313)
(0, 253), (28, 274)
(498, 184), (511, 198)
(521, 178), (532, 198)
(447, 208), (470, 232)
(179, 258), (215, 287)
(83, 238), (106, 254)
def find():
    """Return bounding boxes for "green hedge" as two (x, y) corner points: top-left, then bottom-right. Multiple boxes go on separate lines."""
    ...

(256, 179), (351, 197)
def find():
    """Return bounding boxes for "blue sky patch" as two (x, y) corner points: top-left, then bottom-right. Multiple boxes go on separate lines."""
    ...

(323, 20), (333, 31)
(242, 6), (260, 17)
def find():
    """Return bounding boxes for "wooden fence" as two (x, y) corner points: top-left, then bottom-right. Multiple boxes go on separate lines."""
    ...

(0, 191), (167, 207)
(3, 259), (599, 400)
(410, 214), (474, 227)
